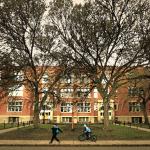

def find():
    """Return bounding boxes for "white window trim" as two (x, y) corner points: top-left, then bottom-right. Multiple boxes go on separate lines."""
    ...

(61, 102), (72, 113)
(7, 100), (23, 112)
(77, 102), (91, 113)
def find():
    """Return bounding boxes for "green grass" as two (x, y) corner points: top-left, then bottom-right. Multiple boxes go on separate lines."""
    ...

(0, 123), (150, 140)
(0, 123), (17, 130)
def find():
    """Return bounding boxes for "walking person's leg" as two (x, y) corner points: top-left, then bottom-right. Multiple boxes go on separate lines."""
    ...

(50, 135), (55, 143)
(54, 135), (60, 143)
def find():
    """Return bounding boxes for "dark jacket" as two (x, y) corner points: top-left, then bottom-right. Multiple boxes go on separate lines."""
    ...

(51, 126), (62, 135)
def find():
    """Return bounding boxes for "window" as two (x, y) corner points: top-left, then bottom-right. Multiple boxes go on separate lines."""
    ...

(42, 74), (49, 83)
(78, 117), (89, 123)
(76, 88), (90, 98)
(61, 103), (72, 112)
(8, 85), (24, 96)
(94, 103), (98, 111)
(60, 88), (73, 98)
(100, 112), (111, 116)
(128, 87), (144, 97)
(15, 72), (23, 81)
(100, 112), (104, 116)
(132, 117), (142, 124)
(8, 101), (23, 112)
(8, 117), (19, 123)
(114, 103), (118, 111)
(77, 103), (91, 112)
(109, 112), (111, 116)
(99, 103), (104, 110)
(39, 111), (50, 118)
(129, 102), (143, 112)
(139, 87), (144, 95)
(62, 117), (72, 123)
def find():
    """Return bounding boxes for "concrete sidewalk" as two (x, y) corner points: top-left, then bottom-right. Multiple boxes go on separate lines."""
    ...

(0, 125), (32, 134)
(0, 140), (150, 146)
(0, 127), (21, 134)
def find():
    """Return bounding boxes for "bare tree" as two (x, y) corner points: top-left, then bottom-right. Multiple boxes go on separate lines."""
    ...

(133, 0), (150, 125)
(0, 50), (17, 98)
(48, 0), (149, 129)
(0, 0), (67, 128)
(137, 74), (150, 126)
(127, 68), (150, 126)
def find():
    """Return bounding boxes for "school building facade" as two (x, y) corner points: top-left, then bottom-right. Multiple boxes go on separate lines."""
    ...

(0, 68), (150, 124)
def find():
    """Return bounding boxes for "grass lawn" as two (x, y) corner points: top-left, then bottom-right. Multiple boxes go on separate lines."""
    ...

(0, 123), (150, 140)
(0, 123), (17, 130)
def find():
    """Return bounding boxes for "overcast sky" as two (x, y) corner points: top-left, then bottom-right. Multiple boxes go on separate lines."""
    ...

(73, 0), (84, 3)
(46, 0), (84, 4)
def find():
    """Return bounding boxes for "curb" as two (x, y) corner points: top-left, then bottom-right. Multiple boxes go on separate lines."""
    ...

(0, 140), (150, 146)
(0, 144), (150, 147)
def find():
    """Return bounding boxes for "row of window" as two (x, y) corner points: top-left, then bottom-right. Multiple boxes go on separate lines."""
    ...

(42, 88), (92, 98)
(9, 86), (145, 98)
(40, 112), (50, 116)
(61, 103), (91, 112)
(8, 101), (23, 112)
(100, 112), (112, 116)
(7, 116), (143, 124)
(128, 87), (144, 97)
(7, 101), (92, 112)
(129, 102), (143, 112)
(7, 101), (143, 113)
(42, 74), (90, 84)
(61, 117), (92, 123)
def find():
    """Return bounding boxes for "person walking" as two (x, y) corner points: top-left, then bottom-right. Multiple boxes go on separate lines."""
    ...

(49, 124), (63, 144)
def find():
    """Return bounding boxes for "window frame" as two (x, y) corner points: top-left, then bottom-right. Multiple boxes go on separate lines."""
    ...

(129, 102), (143, 112)
(8, 100), (23, 112)
(77, 102), (91, 112)
(61, 102), (72, 112)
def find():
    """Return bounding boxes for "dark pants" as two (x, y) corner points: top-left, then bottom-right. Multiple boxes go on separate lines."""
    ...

(85, 132), (91, 139)
(50, 134), (60, 143)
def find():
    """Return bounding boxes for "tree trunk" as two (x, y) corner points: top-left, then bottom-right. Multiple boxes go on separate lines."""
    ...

(97, 87), (110, 130)
(33, 88), (40, 128)
(103, 101), (109, 129)
(71, 113), (74, 130)
(71, 103), (75, 130)
(143, 101), (149, 125)
(33, 106), (40, 128)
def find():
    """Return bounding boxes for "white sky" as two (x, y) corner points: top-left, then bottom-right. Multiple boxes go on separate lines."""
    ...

(73, 0), (84, 3)
(46, 0), (84, 4)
